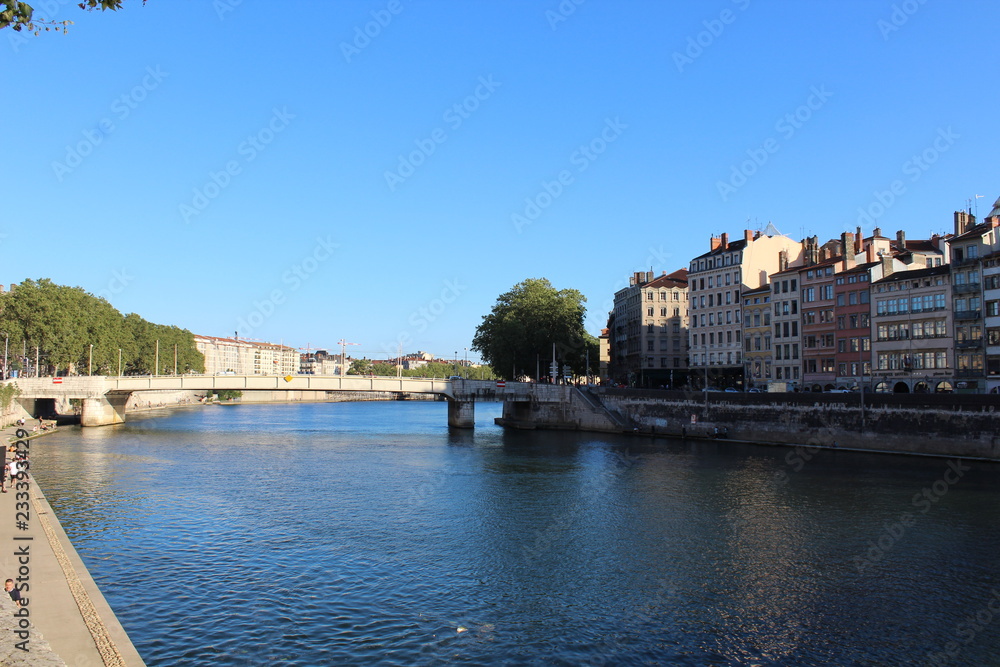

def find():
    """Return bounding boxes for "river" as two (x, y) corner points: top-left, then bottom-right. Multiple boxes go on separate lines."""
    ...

(30, 400), (1000, 666)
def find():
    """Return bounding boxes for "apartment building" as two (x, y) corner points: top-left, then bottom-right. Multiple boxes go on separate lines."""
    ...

(689, 228), (801, 389)
(947, 210), (1000, 393)
(609, 269), (688, 387)
(741, 285), (772, 390)
(833, 260), (875, 389)
(769, 263), (802, 388)
(870, 264), (953, 393)
(194, 335), (299, 376)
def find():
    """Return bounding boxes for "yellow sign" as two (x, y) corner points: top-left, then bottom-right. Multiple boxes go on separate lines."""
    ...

(284, 376), (293, 382)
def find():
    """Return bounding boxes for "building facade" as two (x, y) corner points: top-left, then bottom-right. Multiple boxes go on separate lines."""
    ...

(741, 285), (772, 390)
(689, 229), (802, 389)
(194, 335), (299, 376)
(609, 270), (688, 387)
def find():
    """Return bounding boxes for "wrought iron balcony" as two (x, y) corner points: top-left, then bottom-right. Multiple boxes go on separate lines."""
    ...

(952, 283), (981, 294)
(954, 310), (982, 320)
(955, 339), (983, 349)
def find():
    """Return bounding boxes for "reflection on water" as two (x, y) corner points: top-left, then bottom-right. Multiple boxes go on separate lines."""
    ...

(31, 401), (1000, 666)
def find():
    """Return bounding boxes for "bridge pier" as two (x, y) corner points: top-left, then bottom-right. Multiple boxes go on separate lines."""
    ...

(447, 400), (475, 428)
(80, 394), (129, 427)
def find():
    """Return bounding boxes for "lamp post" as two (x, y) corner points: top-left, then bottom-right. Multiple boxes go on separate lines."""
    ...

(155, 339), (159, 377)
(118, 348), (122, 377)
(1, 332), (7, 381)
(89, 344), (93, 376)
(454, 350), (458, 377)
(463, 347), (468, 378)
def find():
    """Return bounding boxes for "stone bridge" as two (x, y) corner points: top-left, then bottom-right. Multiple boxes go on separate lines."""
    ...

(9, 375), (564, 428)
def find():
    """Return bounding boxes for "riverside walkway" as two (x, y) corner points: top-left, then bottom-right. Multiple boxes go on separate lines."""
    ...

(0, 425), (144, 666)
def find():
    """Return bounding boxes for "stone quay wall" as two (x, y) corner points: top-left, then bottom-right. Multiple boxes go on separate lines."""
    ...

(503, 387), (1000, 460)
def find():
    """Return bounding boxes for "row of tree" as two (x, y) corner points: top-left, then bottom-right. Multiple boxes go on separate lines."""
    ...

(348, 359), (496, 380)
(0, 279), (204, 376)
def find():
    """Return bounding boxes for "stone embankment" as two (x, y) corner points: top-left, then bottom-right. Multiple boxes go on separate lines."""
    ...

(498, 387), (1000, 460)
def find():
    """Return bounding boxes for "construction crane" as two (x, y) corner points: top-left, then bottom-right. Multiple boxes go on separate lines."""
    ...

(337, 339), (359, 377)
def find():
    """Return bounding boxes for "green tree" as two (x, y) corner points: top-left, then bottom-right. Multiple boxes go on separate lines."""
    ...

(348, 358), (373, 375)
(0, 278), (203, 376)
(0, 0), (143, 34)
(472, 278), (597, 381)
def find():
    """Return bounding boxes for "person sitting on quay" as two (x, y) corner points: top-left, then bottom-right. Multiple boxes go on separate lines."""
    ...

(4, 579), (24, 607)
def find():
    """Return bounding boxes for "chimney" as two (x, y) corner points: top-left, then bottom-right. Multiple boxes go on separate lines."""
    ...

(896, 229), (906, 249)
(754, 230), (762, 239)
(778, 250), (788, 272)
(953, 211), (976, 236)
(710, 237), (722, 251)
(744, 229), (753, 244)
(881, 253), (894, 278)
(720, 232), (729, 249)
(646, 271), (653, 282)
(855, 226), (863, 254)
(841, 232), (856, 270)
(873, 226), (882, 238)
(866, 244), (876, 263)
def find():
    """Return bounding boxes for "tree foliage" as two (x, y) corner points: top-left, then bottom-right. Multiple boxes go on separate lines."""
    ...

(0, 278), (203, 376)
(472, 278), (597, 381)
(0, 0), (144, 34)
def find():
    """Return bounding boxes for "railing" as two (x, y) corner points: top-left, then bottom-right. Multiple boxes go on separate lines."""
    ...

(956, 339), (984, 349)
(954, 310), (982, 320)
(953, 283), (981, 294)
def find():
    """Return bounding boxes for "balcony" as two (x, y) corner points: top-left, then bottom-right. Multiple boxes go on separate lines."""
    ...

(953, 282), (981, 294)
(954, 310), (982, 320)
(955, 368), (985, 378)
(955, 339), (983, 349)
(952, 255), (981, 268)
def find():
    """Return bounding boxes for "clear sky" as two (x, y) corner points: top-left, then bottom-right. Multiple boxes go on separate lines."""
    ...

(3, 0), (999, 363)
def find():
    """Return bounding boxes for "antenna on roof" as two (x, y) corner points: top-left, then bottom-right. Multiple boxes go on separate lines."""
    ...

(975, 194), (985, 218)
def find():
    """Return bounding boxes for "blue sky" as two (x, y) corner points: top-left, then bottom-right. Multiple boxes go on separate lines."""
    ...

(3, 0), (999, 363)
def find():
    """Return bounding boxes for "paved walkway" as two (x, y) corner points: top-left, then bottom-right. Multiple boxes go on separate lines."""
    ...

(0, 423), (145, 666)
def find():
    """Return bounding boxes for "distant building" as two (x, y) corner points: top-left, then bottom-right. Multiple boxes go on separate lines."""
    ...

(194, 335), (298, 376)
(300, 349), (341, 375)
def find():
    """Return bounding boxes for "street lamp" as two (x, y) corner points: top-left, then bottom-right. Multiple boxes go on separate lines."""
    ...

(118, 348), (122, 377)
(89, 344), (93, 376)
(464, 347), (468, 378)
(1, 332), (7, 381)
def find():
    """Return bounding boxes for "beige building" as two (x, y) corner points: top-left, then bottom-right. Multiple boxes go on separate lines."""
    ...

(688, 227), (802, 389)
(741, 285), (772, 390)
(194, 335), (299, 376)
(609, 269), (688, 388)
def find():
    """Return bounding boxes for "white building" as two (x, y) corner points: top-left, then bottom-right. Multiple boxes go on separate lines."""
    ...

(194, 335), (299, 376)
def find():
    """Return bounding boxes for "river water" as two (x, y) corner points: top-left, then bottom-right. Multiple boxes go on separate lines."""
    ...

(29, 400), (1000, 666)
